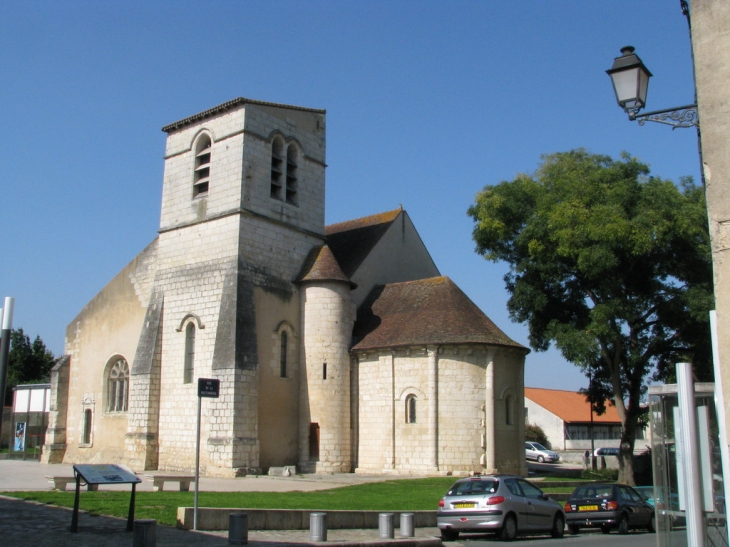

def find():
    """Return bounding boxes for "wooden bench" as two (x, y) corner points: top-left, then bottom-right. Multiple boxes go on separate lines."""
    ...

(145, 474), (195, 492)
(47, 476), (98, 491)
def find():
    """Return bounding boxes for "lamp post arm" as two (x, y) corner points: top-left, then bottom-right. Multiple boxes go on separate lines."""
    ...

(628, 104), (699, 129)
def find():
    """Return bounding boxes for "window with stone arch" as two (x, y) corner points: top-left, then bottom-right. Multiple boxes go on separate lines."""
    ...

(184, 322), (196, 384)
(406, 394), (417, 424)
(270, 136), (285, 200)
(505, 394), (514, 426)
(106, 357), (129, 413)
(279, 330), (288, 378)
(274, 322), (295, 379)
(285, 143), (298, 205)
(193, 133), (211, 198)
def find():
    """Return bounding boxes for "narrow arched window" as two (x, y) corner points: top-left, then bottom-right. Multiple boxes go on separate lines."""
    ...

(184, 322), (195, 384)
(270, 137), (284, 199)
(107, 358), (129, 412)
(83, 409), (93, 444)
(193, 134), (211, 198)
(285, 144), (298, 204)
(406, 395), (417, 424)
(280, 330), (288, 378)
(505, 395), (513, 425)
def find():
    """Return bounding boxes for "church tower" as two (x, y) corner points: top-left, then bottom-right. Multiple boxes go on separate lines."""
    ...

(297, 246), (356, 473)
(125, 98), (327, 476)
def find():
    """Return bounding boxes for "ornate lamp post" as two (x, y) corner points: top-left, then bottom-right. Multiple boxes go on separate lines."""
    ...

(607, 46), (699, 129)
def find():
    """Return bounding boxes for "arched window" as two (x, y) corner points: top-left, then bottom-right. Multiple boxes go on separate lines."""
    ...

(193, 134), (211, 198)
(184, 322), (195, 384)
(270, 137), (284, 199)
(82, 408), (93, 444)
(280, 330), (288, 378)
(107, 358), (129, 412)
(285, 144), (298, 204)
(505, 395), (513, 425)
(406, 395), (417, 424)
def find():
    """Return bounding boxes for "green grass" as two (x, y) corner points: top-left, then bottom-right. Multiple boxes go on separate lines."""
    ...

(5, 477), (571, 527)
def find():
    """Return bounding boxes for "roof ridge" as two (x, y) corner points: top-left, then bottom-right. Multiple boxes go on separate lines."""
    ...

(325, 207), (402, 235)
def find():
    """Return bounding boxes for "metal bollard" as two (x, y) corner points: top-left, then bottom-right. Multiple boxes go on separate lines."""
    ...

(133, 519), (157, 547)
(379, 513), (394, 539)
(400, 512), (415, 538)
(310, 512), (328, 542)
(228, 512), (248, 545)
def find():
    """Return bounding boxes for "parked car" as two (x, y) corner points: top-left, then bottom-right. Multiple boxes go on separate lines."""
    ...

(594, 447), (620, 457)
(635, 485), (686, 529)
(525, 442), (560, 463)
(437, 474), (565, 541)
(564, 483), (655, 535)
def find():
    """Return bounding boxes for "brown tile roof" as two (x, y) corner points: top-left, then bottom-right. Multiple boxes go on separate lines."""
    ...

(325, 208), (402, 277)
(352, 276), (528, 352)
(524, 387), (621, 424)
(296, 245), (356, 288)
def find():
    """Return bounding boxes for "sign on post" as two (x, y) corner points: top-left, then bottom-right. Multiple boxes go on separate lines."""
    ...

(194, 377), (220, 530)
(198, 378), (220, 398)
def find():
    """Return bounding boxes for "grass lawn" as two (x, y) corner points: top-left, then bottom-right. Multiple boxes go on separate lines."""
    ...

(5, 477), (571, 527)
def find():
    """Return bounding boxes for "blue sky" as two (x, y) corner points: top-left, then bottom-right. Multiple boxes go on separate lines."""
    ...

(0, 1), (701, 392)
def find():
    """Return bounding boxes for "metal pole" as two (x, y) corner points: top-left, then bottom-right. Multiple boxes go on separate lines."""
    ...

(0, 298), (15, 445)
(194, 394), (201, 531)
(589, 368), (596, 470)
(677, 362), (705, 547)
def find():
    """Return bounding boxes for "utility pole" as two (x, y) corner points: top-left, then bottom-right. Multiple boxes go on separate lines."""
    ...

(0, 297), (15, 443)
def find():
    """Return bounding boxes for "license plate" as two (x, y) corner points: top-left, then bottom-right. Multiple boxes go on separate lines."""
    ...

(579, 505), (598, 511)
(453, 503), (476, 508)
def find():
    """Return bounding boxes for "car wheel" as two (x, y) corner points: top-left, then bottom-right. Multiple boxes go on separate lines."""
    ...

(551, 513), (565, 538)
(568, 524), (580, 535)
(499, 514), (517, 541)
(618, 514), (629, 535)
(601, 524), (612, 534)
(537, 455), (545, 463)
(441, 529), (459, 541)
(647, 513), (656, 533)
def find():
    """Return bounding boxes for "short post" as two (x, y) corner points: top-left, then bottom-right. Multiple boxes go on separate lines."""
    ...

(379, 512), (394, 539)
(400, 512), (414, 538)
(133, 519), (157, 547)
(310, 512), (327, 542)
(228, 512), (248, 545)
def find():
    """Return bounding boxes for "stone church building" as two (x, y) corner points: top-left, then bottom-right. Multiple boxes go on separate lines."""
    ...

(41, 97), (529, 477)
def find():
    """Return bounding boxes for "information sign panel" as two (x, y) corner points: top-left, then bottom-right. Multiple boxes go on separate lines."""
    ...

(198, 378), (220, 398)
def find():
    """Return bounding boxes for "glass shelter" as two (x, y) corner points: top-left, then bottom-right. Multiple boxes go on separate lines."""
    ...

(649, 382), (728, 547)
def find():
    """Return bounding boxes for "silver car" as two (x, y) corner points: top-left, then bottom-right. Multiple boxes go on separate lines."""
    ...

(525, 441), (560, 463)
(437, 474), (565, 541)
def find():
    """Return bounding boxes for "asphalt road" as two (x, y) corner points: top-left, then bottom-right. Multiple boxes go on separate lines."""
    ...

(451, 530), (662, 547)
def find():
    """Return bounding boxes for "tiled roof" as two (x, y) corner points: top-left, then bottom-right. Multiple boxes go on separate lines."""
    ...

(296, 245), (356, 288)
(524, 387), (621, 424)
(162, 97), (326, 133)
(352, 276), (528, 351)
(325, 208), (402, 277)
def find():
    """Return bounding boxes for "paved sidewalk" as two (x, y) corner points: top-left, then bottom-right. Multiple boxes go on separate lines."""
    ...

(0, 460), (443, 547)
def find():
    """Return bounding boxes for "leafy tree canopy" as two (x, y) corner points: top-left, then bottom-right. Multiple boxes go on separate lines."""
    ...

(468, 149), (713, 483)
(4, 328), (55, 405)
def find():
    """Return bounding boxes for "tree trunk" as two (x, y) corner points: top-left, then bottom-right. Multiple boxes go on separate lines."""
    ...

(616, 414), (638, 485)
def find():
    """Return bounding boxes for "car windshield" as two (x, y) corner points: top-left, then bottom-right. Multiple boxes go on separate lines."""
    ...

(531, 443), (547, 451)
(572, 485), (614, 499)
(448, 479), (499, 496)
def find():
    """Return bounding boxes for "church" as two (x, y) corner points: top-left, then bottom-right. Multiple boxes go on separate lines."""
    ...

(41, 97), (529, 477)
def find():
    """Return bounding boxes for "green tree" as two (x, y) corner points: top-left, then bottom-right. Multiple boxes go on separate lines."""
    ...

(4, 328), (56, 405)
(525, 423), (551, 448)
(468, 149), (713, 484)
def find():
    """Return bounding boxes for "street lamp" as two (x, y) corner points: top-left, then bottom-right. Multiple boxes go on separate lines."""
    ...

(607, 46), (698, 128)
